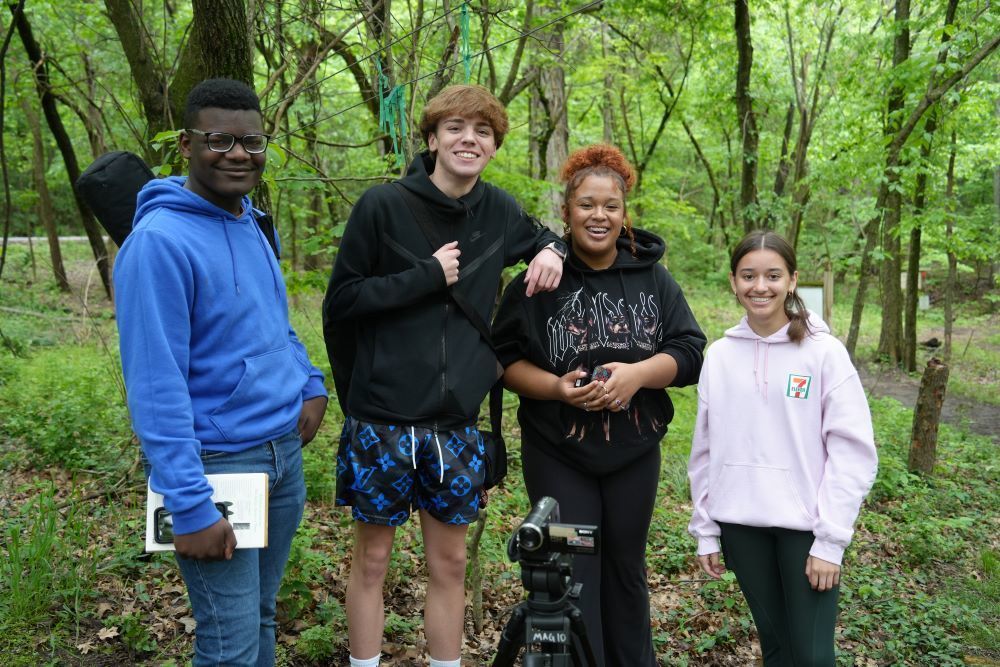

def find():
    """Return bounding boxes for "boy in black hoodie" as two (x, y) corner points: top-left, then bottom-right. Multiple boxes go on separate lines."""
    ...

(323, 85), (565, 667)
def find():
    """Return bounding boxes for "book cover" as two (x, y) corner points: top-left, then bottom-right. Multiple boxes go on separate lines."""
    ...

(145, 472), (269, 552)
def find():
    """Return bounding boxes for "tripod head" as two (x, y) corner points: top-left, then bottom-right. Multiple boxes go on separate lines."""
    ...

(493, 497), (601, 667)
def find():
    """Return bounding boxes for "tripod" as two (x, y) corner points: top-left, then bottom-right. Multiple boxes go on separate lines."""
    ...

(492, 553), (599, 667)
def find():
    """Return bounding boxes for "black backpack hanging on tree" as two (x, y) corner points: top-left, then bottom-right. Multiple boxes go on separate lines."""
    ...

(75, 150), (280, 259)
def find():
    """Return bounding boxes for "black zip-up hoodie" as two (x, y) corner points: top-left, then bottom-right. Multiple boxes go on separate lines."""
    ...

(323, 152), (559, 428)
(492, 228), (706, 475)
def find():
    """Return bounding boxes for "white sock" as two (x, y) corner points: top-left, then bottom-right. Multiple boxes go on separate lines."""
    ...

(349, 655), (380, 667)
(428, 659), (461, 667)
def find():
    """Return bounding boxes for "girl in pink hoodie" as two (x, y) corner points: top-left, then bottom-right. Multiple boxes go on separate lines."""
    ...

(687, 230), (877, 665)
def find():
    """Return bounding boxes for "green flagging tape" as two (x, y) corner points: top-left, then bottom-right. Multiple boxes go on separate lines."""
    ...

(375, 56), (408, 168)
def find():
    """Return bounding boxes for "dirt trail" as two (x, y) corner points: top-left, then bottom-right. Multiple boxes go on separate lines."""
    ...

(857, 361), (998, 441)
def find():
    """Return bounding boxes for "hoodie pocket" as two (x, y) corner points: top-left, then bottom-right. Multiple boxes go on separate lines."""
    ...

(709, 463), (814, 530)
(210, 345), (307, 443)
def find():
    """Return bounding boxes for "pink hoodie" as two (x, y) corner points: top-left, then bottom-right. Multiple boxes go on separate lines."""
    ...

(687, 314), (878, 565)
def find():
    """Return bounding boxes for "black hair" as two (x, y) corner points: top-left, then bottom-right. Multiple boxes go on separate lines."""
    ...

(183, 78), (261, 128)
(730, 230), (811, 343)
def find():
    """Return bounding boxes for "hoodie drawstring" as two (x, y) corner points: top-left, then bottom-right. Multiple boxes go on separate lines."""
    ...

(409, 427), (445, 484)
(433, 432), (445, 484)
(221, 219), (240, 295)
(753, 339), (770, 403)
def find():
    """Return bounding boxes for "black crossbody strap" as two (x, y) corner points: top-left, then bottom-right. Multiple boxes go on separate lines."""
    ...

(392, 183), (503, 434)
(391, 183), (496, 352)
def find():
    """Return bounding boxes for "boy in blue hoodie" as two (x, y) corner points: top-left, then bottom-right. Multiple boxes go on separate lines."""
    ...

(114, 78), (328, 667)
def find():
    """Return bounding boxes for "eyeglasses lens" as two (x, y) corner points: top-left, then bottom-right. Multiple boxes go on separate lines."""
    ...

(205, 134), (235, 152)
(241, 135), (268, 153)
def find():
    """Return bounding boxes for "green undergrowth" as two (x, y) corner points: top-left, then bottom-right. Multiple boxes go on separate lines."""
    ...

(0, 260), (997, 665)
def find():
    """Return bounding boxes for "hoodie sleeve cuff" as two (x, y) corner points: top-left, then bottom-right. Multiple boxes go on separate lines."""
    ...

(697, 535), (722, 556)
(809, 538), (845, 565)
(302, 375), (328, 401)
(171, 497), (224, 536)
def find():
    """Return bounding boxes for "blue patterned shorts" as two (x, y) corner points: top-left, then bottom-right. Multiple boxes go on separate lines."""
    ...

(335, 416), (487, 526)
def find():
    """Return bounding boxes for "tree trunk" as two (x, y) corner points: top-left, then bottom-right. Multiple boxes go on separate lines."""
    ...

(12, 4), (111, 299)
(23, 97), (68, 292)
(528, 7), (567, 227)
(107, 0), (253, 136)
(904, 107), (939, 371)
(876, 0), (910, 365)
(877, 182), (904, 362)
(943, 129), (957, 363)
(467, 507), (488, 632)
(170, 0), (255, 124)
(735, 0), (758, 232)
(846, 0), (989, 361)
(907, 357), (949, 475)
(773, 101), (795, 197)
(102, 0), (170, 137)
(601, 21), (615, 144)
(539, 23), (568, 222)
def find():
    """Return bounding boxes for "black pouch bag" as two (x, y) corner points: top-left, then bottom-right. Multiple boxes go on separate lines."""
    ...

(481, 382), (507, 490)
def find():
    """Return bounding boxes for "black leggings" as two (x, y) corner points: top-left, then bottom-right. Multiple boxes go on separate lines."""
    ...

(719, 523), (840, 667)
(521, 443), (660, 667)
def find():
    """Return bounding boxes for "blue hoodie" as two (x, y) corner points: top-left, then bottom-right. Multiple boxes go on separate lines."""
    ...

(114, 177), (326, 535)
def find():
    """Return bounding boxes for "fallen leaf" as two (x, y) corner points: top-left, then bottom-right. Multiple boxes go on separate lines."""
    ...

(76, 641), (94, 654)
(98, 626), (119, 640)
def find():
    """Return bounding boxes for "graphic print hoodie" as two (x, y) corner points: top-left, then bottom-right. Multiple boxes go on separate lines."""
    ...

(687, 315), (878, 564)
(492, 229), (706, 476)
(114, 177), (327, 535)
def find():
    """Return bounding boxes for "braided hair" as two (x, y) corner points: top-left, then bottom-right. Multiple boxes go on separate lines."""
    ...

(560, 144), (637, 255)
(730, 230), (812, 343)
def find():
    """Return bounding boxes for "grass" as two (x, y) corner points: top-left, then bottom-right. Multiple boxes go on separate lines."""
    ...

(0, 243), (997, 665)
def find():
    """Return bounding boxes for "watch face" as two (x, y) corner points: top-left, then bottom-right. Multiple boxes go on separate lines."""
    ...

(552, 240), (568, 258)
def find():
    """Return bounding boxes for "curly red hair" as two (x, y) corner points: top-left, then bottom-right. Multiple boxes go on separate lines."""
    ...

(559, 143), (636, 194)
(560, 144), (638, 253)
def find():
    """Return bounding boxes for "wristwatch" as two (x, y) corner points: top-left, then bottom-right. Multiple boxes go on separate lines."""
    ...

(544, 239), (568, 260)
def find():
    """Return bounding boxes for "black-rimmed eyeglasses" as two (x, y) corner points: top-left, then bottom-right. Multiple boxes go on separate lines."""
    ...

(186, 129), (270, 154)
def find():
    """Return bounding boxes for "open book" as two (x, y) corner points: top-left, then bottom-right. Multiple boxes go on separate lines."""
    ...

(145, 473), (269, 552)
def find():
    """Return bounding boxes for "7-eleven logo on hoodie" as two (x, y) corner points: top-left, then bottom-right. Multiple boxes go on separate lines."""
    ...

(786, 374), (812, 399)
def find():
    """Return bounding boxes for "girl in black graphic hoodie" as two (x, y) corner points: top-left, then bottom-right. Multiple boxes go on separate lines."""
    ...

(492, 144), (706, 665)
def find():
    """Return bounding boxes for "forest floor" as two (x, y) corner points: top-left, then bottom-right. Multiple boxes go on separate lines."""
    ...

(856, 322), (1000, 440)
(2, 246), (997, 666)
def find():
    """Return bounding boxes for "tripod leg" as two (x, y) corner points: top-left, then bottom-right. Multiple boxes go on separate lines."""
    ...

(492, 604), (528, 667)
(567, 605), (600, 667)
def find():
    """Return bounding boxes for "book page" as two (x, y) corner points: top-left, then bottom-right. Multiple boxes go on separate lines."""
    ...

(145, 472), (269, 552)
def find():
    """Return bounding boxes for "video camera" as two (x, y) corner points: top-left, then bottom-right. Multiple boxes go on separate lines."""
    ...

(493, 497), (600, 666)
(509, 496), (597, 560)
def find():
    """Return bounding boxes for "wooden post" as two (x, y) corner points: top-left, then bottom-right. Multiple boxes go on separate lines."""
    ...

(467, 507), (489, 632)
(908, 357), (950, 475)
(823, 262), (834, 330)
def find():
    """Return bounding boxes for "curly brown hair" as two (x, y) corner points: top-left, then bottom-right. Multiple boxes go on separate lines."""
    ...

(419, 85), (510, 149)
(560, 144), (637, 254)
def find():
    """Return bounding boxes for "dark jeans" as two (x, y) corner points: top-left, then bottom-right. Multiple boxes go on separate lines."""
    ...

(145, 430), (305, 667)
(719, 522), (839, 667)
(522, 443), (660, 667)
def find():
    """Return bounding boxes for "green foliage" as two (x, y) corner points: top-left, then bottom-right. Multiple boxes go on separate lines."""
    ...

(0, 347), (131, 474)
(0, 487), (101, 664)
(104, 612), (157, 656)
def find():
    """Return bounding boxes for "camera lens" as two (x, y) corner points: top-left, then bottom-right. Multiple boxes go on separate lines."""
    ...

(517, 524), (544, 552)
